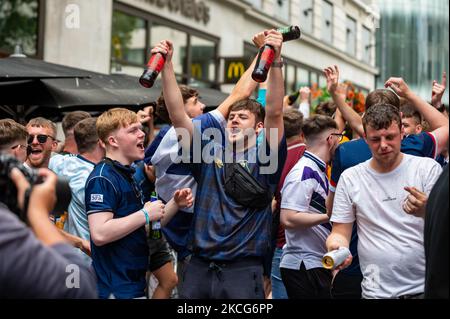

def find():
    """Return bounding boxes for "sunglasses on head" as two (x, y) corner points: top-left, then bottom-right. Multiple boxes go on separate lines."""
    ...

(27, 134), (55, 144)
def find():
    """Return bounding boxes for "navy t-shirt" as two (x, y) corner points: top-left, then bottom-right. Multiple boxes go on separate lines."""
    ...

(85, 159), (148, 299)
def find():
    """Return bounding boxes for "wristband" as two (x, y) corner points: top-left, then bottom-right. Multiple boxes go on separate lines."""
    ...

(141, 208), (150, 225)
(272, 59), (284, 68)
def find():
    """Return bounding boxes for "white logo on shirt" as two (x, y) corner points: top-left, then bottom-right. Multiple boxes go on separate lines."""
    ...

(90, 194), (103, 203)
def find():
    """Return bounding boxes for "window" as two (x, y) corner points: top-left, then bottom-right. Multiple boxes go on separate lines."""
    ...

(111, 6), (219, 88)
(275, 0), (290, 22)
(346, 16), (357, 56)
(319, 74), (327, 88)
(0, 0), (40, 57)
(311, 72), (319, 87)
(362, 26), (372, 64)
(299, 0), (314, 34)
(296, 67), (310, 88)
(150, 23), (187, 78)
(111, 11), (146, 66)
(322, 0), (333, 44)
(189, 36), (216, 87)
(286, 64), (296, 93)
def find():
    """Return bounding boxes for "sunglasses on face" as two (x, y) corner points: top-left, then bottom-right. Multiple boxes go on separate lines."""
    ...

(27, 134), (55, 144)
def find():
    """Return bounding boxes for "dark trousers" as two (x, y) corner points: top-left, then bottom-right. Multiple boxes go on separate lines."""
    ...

(179, 256), (265, 299)
(331, 272), (363, 299)
(280, 262), (332, 299)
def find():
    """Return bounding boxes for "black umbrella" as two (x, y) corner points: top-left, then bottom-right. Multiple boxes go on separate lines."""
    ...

(0, 56), (92, 81)
(0, 56), (228, 122)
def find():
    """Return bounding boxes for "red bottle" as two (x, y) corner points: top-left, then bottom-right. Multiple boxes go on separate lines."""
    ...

(251, 26), (301, 83)
(139, 52), (166, 88)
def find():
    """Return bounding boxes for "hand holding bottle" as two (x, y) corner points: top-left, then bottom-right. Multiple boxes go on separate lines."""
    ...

(143, 199), (165, 222)
(264, 30), (283, 61)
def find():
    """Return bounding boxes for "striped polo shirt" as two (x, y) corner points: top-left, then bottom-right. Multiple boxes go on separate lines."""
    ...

(280, 151), (331, 270)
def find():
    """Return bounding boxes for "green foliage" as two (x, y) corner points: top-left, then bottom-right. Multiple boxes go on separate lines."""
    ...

(0, 0), (38, 55)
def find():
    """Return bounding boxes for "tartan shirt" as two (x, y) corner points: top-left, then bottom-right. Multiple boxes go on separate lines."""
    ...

(187, 110), (287, 261)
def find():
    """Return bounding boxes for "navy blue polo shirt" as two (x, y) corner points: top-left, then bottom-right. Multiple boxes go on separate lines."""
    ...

(85, 159), (148, 299)
(188, 110), (287, 261)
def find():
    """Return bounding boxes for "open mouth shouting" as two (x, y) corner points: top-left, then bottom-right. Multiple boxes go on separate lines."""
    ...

(137, 142), (145, 152)
(28, 147), (44, 159)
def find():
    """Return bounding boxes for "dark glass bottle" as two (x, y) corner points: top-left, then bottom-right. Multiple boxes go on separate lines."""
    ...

(287, 91), (300, 105)
(139, 53), (166, 88)
(252, 26), (301, 83)
(149, 191), (161, 239)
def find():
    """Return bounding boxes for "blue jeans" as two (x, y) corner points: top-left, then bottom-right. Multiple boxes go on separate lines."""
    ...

(271, 247), (288, 299)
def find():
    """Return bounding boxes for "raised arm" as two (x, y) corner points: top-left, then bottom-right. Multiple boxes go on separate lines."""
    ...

(334, 108), (346, 134)
(324, 66), (365, 137)
(154, 41), (194, 137)
(431, 71), (447, 109)
(264, 30), (285, 147)
(385, 77), (449, 154)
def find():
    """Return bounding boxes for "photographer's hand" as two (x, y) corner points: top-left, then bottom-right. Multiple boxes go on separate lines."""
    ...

(9, 167), (31, 211)
(25, 169), (66, 245)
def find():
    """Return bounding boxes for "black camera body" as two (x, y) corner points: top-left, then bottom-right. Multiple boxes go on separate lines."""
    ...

(0, 154), (71, 223)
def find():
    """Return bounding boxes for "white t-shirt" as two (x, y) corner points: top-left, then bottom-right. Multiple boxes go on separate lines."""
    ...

(331, 154), (442, 298)
(280, 151), (331, 270)
(49, 153), (94, 264)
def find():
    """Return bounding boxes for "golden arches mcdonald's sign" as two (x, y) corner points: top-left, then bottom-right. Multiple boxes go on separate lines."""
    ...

(224, 58), (247, 84)
(227, 62), (245, 79)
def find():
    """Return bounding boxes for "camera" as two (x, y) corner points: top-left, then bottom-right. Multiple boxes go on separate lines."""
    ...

(0, 153), (71, 223)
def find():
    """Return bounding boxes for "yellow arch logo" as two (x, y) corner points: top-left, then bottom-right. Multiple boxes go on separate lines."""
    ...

(227, 62), (245, 79)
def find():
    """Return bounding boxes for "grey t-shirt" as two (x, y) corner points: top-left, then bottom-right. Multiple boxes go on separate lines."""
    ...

(0, 203), (97, 298)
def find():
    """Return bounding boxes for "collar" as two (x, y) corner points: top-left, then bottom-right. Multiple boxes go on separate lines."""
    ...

(104, 157), (135, 175)
(303, 151), (327, 173)
(77, 154), (95, 166)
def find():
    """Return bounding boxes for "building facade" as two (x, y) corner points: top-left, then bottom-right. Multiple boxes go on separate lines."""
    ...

(1, 0), (379, 95)
(372, 0), (449, 105)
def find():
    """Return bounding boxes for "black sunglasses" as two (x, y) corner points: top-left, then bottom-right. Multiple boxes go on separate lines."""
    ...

(27, 134), (55, 144)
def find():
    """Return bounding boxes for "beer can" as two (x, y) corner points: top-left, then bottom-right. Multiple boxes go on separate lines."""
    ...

(322, 247), (351, 270)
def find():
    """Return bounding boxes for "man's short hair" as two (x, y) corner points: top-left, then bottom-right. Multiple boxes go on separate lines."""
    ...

(400, 102), (422, 125)
(26, 117), (57, 137)
(363, 104), (402, 132)
(315, 101), (336, 117)
(228, 99), (265, 124)
(0, 119), (28, 146)
(74, 117), (99, 154)
(96, 108), (138, 144)
(302, 115), (337, 143)
(156, 85), (199, 124)
(283, 109), (304, 139)
(366, 89), (400, 110)
(62, 111), (91, 137)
